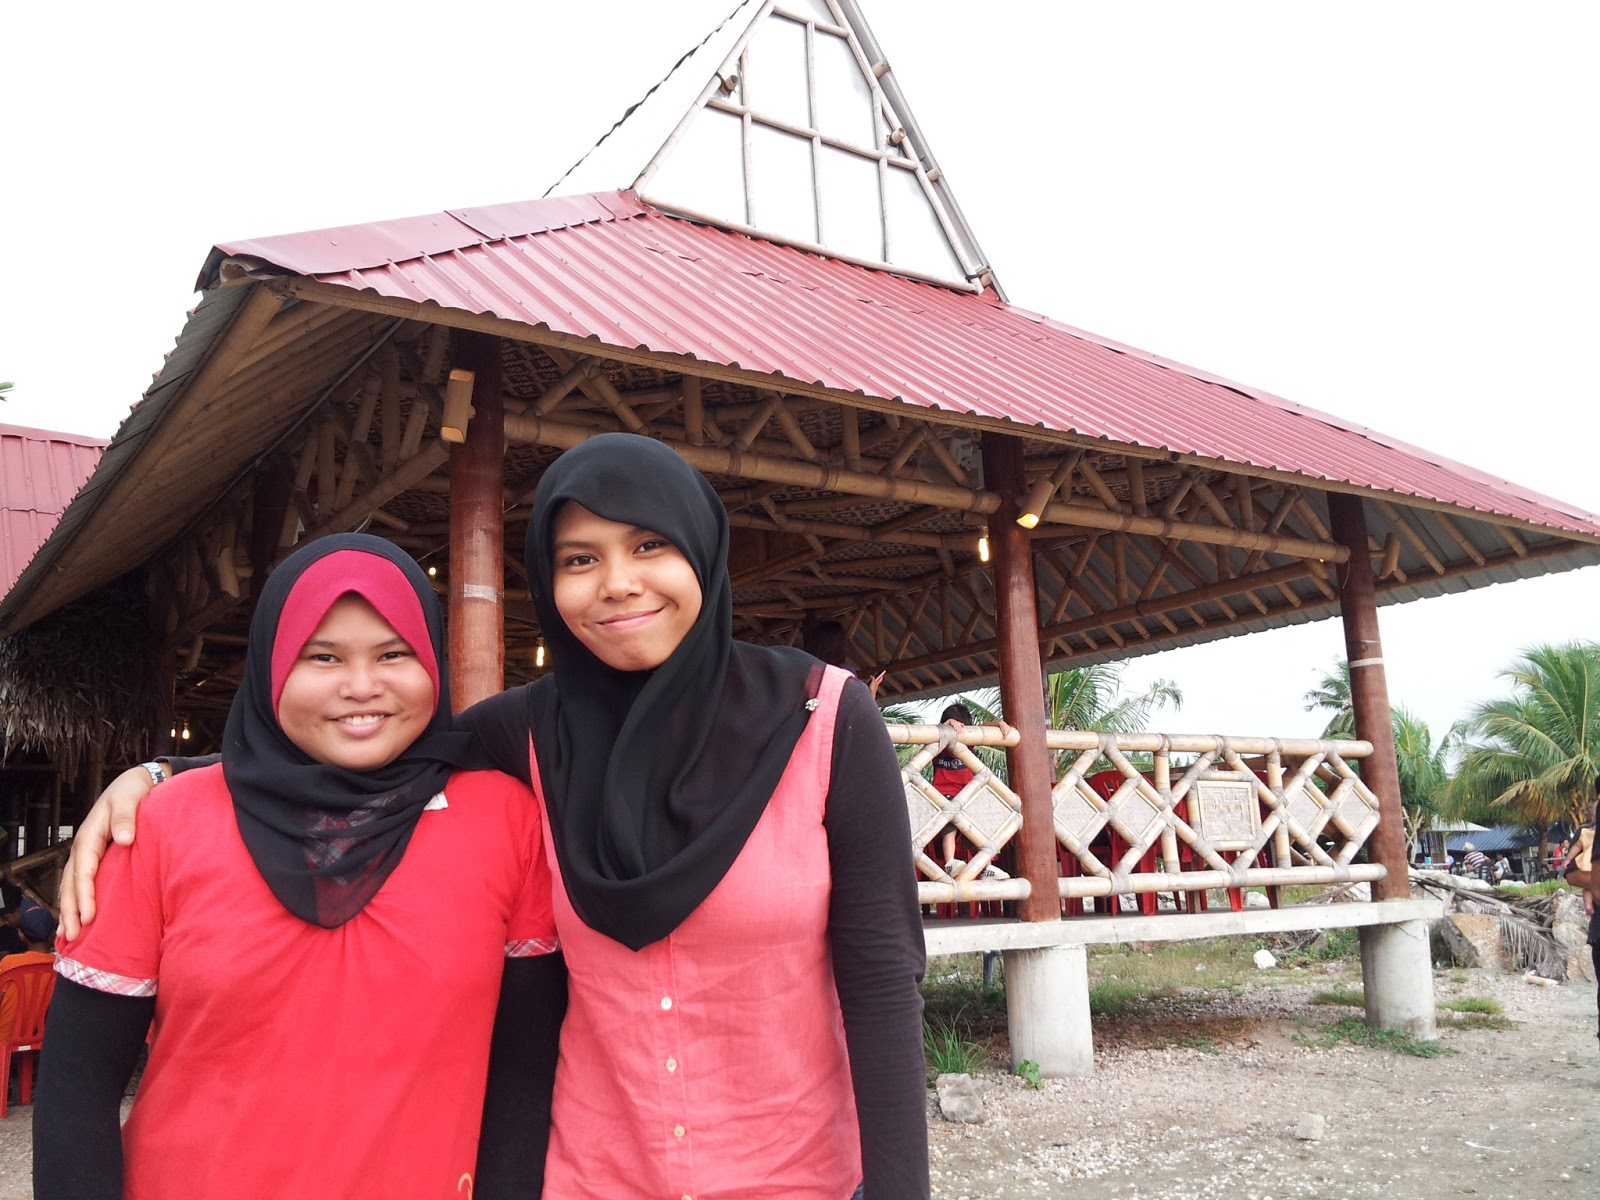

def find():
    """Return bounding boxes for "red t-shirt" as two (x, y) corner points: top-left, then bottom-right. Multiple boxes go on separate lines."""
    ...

(57, 765), (556, 1200)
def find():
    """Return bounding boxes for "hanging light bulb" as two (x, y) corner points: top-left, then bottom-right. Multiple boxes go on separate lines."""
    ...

(977, 531), (991, 563)
(535, 639), (547, 669)
(427, 565), (438, 578)
(170, 725), (177, 739)
(181, 719), (192, 741)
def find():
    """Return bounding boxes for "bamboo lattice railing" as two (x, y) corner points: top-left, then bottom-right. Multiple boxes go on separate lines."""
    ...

(890, 725), (1387, 910)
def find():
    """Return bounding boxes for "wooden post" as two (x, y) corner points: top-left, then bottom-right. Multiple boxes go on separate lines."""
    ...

(448, 332), (506, 710)
(1328, 491), (1409, 901)
(982, 434), (1059, 923)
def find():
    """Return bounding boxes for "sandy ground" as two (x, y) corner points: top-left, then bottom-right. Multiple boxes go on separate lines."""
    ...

(2, 967), (1595, 1199)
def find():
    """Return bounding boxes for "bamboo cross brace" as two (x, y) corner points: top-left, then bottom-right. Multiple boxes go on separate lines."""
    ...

(1188, 478), (1236, 527)
(885, 426), (929, 476)
(1432, 510), (1487, 565)
(888, 585), (935, 661)
(1160, 469), (1198, 518)
(1377, 499), (1447, 574)
(1061, 457), (1113, 512)
(533, 360), (595, 416)
(1238, 485), (1301, 574)
(295, 441), (450, 550)
(923, 430), (970, 487)
(766, 392), (821, 462)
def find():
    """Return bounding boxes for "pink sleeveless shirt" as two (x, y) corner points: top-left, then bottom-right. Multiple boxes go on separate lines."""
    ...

(535, 665), (861, 1200)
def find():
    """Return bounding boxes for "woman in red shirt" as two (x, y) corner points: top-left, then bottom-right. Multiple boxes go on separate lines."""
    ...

(35, 535), (559, 1199)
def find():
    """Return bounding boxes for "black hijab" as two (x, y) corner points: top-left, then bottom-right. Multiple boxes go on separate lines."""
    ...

(525, 433), (819, 950)
(224, 533), (482, 928)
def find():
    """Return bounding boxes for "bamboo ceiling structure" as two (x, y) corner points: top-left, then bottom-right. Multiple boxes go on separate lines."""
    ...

(4, 267), (1597, 755)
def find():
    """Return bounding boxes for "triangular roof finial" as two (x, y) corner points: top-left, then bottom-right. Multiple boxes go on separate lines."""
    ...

(549, 0), (1002, 296)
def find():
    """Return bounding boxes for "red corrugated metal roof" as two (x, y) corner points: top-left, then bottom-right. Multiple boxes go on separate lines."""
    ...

(208, 190), (1599, 540)
(0, 424), (107, 595)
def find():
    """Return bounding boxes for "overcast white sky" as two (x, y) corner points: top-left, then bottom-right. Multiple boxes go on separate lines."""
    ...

(2, 0), (1596, 745)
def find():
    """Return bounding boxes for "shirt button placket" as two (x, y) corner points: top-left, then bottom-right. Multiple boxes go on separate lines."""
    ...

(654, 948), (693, 1200)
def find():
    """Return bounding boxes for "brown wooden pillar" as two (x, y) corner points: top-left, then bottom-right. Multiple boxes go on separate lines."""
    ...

(448, 332), (506, 710)
(1327, 491), (1409, 900)
(981, 434), (1060, 923)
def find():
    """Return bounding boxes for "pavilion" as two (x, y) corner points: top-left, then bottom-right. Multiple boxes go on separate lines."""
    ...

(4, 0), (1597, 1071)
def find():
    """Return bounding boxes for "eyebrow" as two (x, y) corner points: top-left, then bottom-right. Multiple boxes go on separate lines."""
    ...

(301, 635), (412, 651)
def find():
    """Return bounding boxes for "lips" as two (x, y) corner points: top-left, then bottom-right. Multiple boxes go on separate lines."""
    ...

(332, 712), (393, 735)
(598, 607), (663, 630)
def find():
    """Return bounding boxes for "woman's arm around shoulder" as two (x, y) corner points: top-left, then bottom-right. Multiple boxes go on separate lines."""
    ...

(456, 686), (536, 785)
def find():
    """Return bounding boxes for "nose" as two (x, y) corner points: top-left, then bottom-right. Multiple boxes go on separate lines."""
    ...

(339, 660), (383, 699)
(597, 553), (644, 600)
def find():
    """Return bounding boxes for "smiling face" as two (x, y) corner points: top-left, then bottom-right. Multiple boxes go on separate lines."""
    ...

(275, 594), (436, 770)
(550, 502), (704, 672)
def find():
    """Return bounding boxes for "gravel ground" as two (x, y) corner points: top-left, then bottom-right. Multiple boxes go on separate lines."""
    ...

(3, 968), (1595, 1198)
(928, 966), (1599, 1200)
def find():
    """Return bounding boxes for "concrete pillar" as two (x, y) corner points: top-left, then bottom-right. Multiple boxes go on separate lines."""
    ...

(1003, 945), (1094, 1077)
(1359, 920), (1437, 1039)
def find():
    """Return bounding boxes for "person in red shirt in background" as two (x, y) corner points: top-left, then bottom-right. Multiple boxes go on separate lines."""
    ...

(0, 904), (57, 1049)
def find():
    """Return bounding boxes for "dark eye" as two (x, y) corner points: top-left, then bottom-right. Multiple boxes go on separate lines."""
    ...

(560, 552), (597, 569)
(379, 648), (414, 662)
(637, 537), (670, 554)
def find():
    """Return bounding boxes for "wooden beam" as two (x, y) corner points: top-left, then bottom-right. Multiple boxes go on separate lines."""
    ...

(449, 333), (506, 710)
(983, 434), (1059, 924)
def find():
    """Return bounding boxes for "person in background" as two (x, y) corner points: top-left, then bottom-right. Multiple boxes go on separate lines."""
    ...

(1461, 842), (1490, 878)
(1, 904), (58, 1047)
(1563, 776), (1598, 1053)
(0, 903), (26, 956)
(931, 703), (1016, 873)
(803, 618), (885, 699)
(33, 534), (559, 1200)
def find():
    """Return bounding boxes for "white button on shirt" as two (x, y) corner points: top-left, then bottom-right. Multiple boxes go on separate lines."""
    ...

(660, 996), (673, 1010)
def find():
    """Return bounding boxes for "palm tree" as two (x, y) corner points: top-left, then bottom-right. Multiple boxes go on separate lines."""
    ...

(1303, 660), (1354, 739)
(1390, 706), (1457, 857)
(1446, 641), (1600, 853)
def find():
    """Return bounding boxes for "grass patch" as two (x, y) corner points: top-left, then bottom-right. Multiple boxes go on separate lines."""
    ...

(1503, 878), (1569, 896)
(923, 1012), (985, 1076)
(1274, 926), (1361, 966)
(1446, 969), (1469, 984)
(1438, 996), (1503, 1015)
(1296, 1017), (1447, 1058)
(1089, 978), (1160, 1015)
(1442, 1012), (1515, 1032)
(1311, 985), (1365, 1007)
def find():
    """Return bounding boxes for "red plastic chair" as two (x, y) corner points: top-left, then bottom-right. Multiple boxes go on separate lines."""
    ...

(1, 960), (57, 1118)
